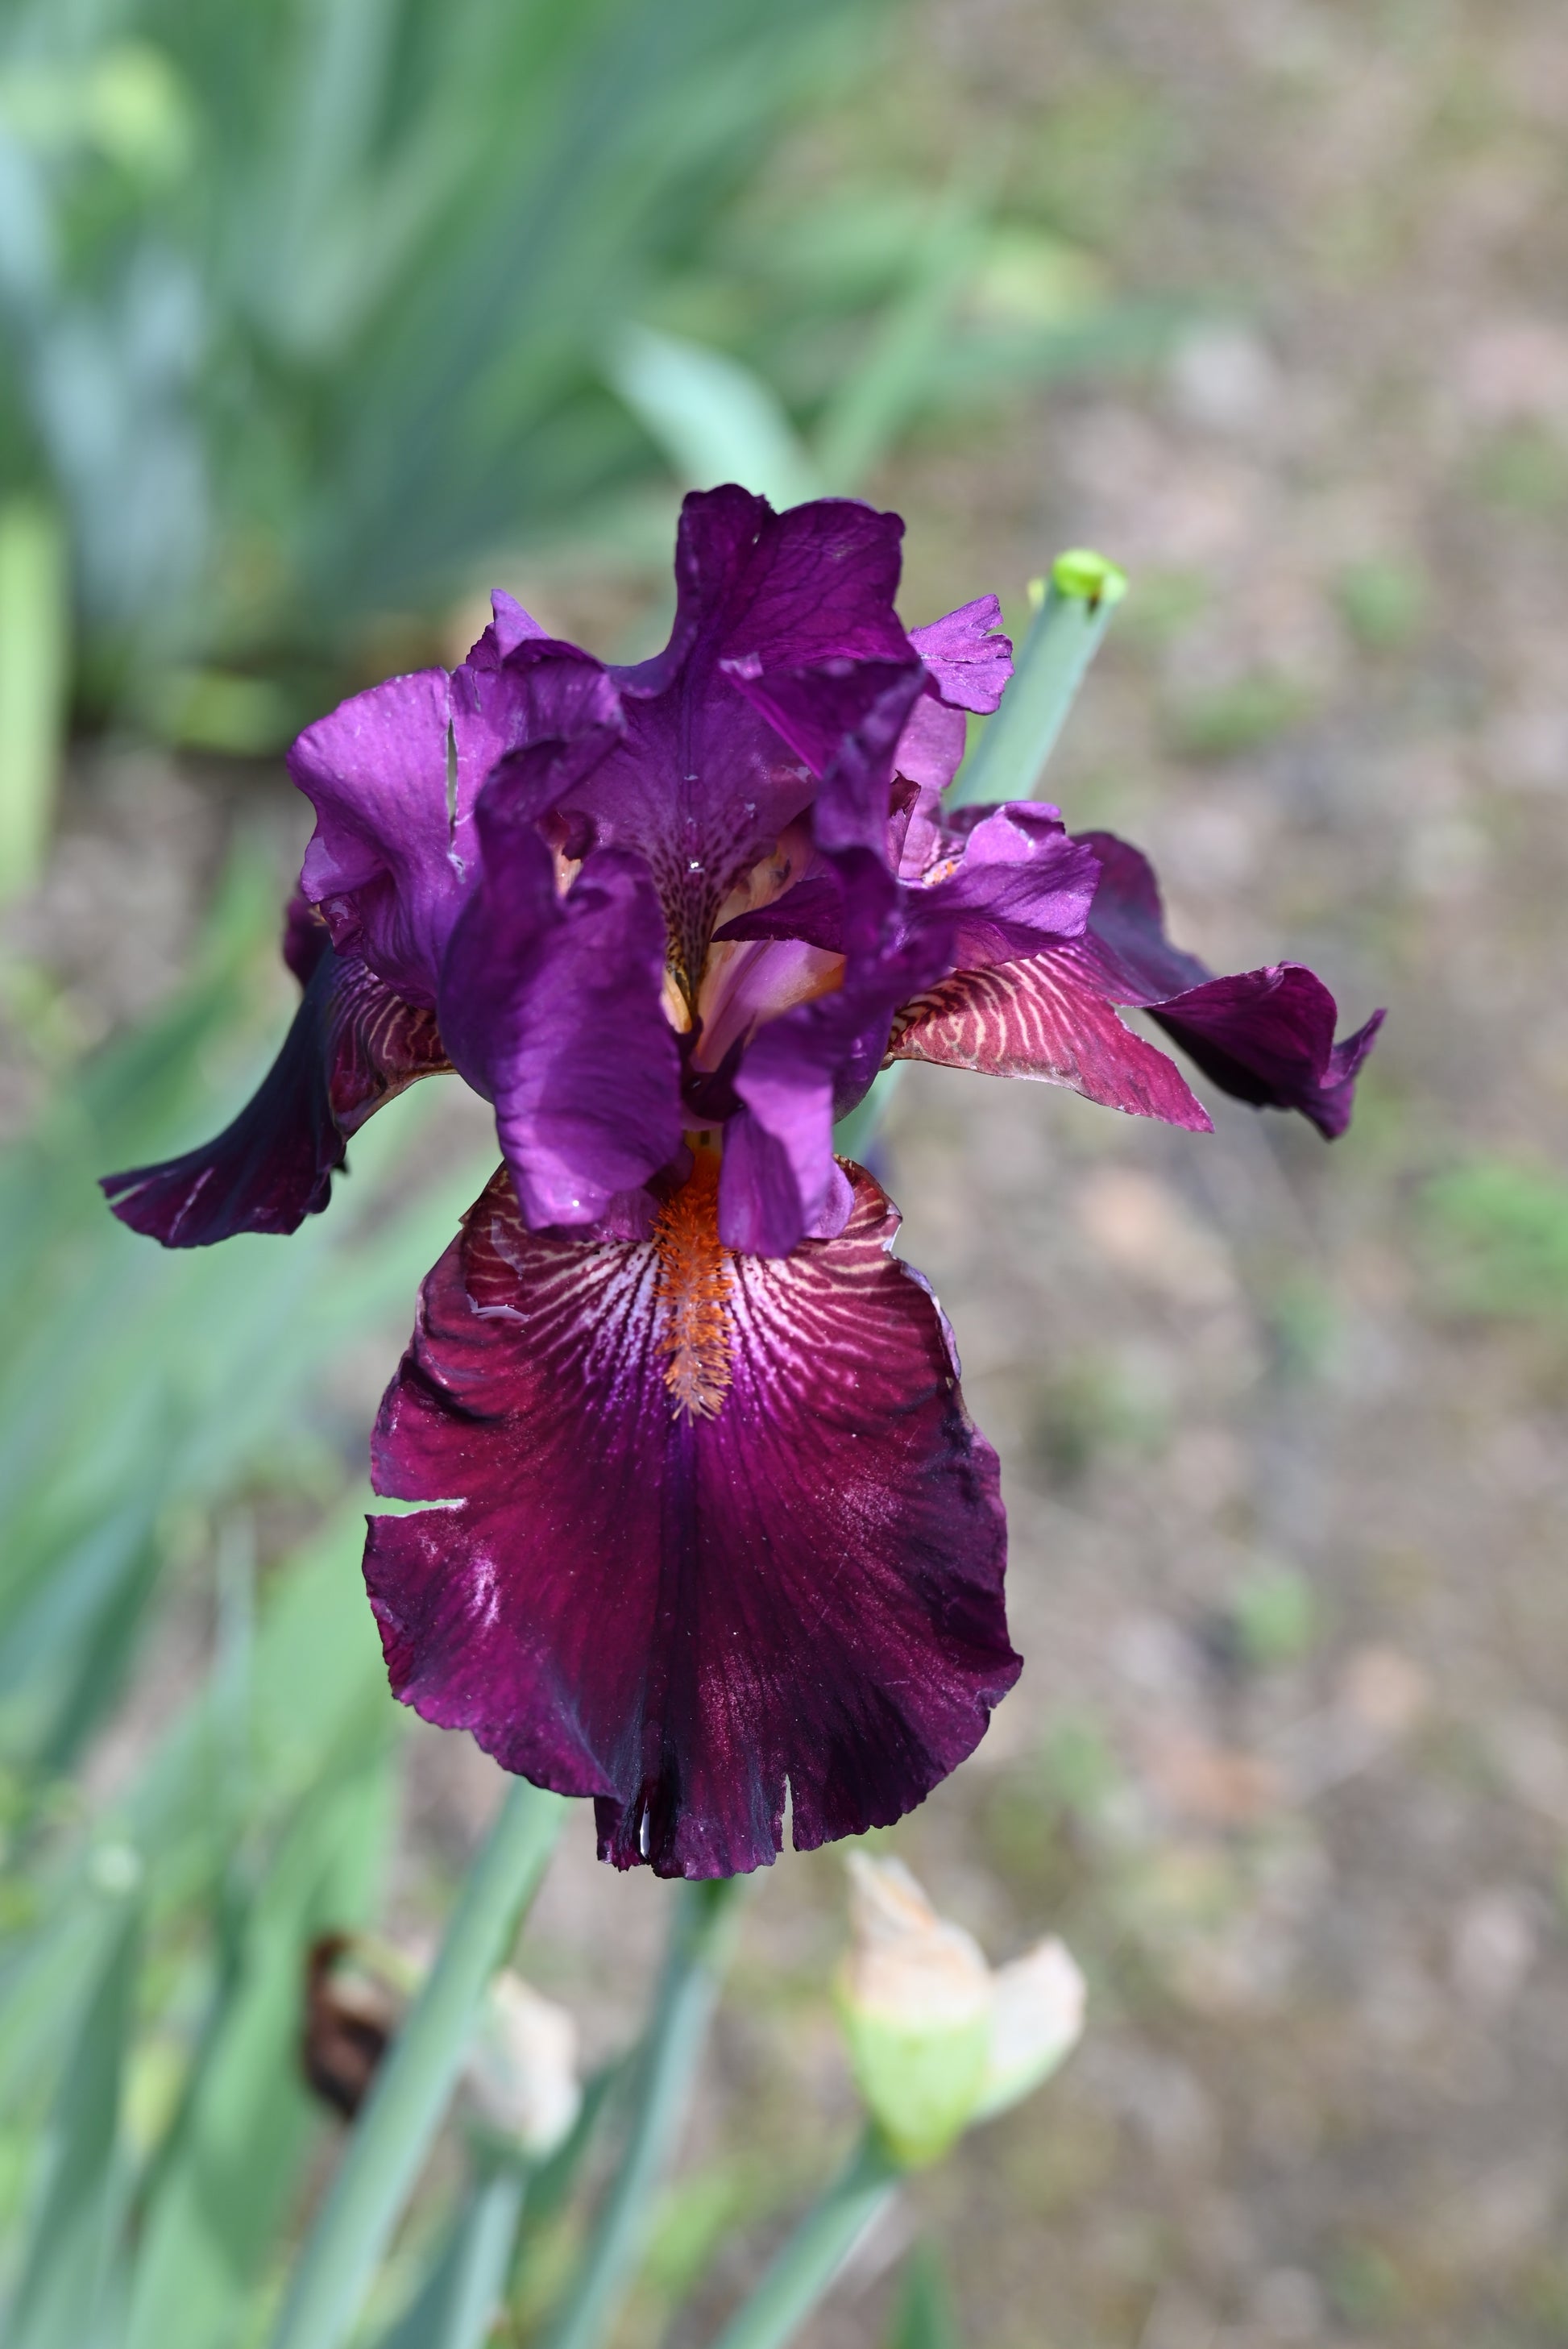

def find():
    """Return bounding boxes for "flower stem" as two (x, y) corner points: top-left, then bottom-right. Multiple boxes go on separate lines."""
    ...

(948, 550), (1128, 809)
(373, 2156), (528, 2349)
(268, 1780), (566, 2349)
(704, 2129), (903, 2349)
(0, 496), (68, 902)
(542, 1876), (745, 2349)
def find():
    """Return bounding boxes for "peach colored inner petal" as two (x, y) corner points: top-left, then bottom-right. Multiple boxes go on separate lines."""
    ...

(657, 824), (847, 1068)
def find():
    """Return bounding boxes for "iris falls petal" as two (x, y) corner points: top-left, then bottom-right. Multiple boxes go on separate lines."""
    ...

(365, 1159), (1016, 1879)
(102, 947), (449, 1245)
(890, 953), (1213, 1128)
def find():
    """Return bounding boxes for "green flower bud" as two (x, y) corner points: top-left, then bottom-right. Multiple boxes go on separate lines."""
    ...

(1050, 548), (1128, 608)
(836, 1855), (1084, 2168)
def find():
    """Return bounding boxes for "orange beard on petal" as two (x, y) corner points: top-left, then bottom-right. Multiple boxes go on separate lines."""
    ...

(653, 1149), (734, 1421)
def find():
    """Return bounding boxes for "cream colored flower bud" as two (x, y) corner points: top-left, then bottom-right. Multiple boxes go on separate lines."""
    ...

(463, 1971), (581, 2160)
(973, 1936), (1085, 2120)
(836, 1853), (1084, 2168)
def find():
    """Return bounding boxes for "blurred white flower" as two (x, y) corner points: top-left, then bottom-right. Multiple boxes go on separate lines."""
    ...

(463, 1970), (581, 2160)
(836, 1853), (1085, 2166)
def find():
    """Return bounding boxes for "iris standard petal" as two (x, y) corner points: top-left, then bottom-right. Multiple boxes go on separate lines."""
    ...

(508, 492), (923, 979)
(102, 947), (449, 1245)
(437, 655), (683, 1226)
(907, 594), (1014, 714)
(892, 691), (969, 792)
(291, 669), (459, 1004)
(364, 1158), (1016, 1880)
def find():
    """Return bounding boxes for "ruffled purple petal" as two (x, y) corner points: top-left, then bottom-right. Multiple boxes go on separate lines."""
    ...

(102, 948), (449, 1245)
(462, 588), (550, 669)
(915, 804), (1097, 970)
(907, 594), (1014, 713)
(888, 596), (1013, 791)
(365, 1160), (1016, 1879)
(892, 691), (969, 791)
(464, 493), (923, 985)
(804, 662), (931, 857)
(435, 648), (682, 1226)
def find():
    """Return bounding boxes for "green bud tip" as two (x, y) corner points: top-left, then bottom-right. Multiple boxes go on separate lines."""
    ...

(1050, 548), (1129, 611)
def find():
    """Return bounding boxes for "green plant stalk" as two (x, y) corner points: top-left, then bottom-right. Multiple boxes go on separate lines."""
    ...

(542, 1877), (744, 2349)
(704, 2129), (902, 2349)
(836, 553), (1127, 1168)
(268, 1781), (566, 2349)
(375, 2156), (528, 2349)
(0, 498), (69, 902)
(948, 550), (1127, 808)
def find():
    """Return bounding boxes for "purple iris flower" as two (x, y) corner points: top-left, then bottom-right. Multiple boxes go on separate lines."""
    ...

(103, 488), (1382, 1879)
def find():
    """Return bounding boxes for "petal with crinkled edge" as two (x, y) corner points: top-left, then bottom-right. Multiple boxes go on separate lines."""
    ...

(890, 952), (1212, 1129)
(533, 493), (922, 971)
(1151, 974), (1385, 1140)
(364, 1160), (1016, 1880)
(102, 949), (449, 1246)
(1073, 830), (1383, 1135)
(908, 595), (1014, 714)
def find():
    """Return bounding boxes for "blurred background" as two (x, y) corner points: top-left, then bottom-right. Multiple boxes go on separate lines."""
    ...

(3, 1), (1568, 2344)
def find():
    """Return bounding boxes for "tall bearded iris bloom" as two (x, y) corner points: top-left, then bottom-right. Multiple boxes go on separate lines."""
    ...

(103, 488), (1381, 1879)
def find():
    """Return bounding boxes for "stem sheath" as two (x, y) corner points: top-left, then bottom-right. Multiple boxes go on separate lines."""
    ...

(948, 550), (1126, 809)
(706, 2130), (902, 2349)
(542, 1876), (743, 2349)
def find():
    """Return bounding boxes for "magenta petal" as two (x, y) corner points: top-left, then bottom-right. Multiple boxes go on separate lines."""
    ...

(1151, 973), (1386, 1140)
(365, 1161), (1016, 1879)
(102, 950), (449, 1245)
(1076, 830), (1383, 1135)
(716, 496), (912, 683)
(908, 594), (1014, 713)
(720, 854), (954, 1253)
(1076, 829), (1210, 1003)
(891, 952), (1212, 1129)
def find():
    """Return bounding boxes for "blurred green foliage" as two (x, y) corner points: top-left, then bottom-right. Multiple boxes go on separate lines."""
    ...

(0, 0), (871, 713)
(1168, 670), (1317, 761)
(1421, 1158), (1568, 1318)
(1334, 554), (1427, 653)
(1227, 1562), (1319, 1670)
(0, 0), (1166, 766)
(0, 6), (1180, 2333)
